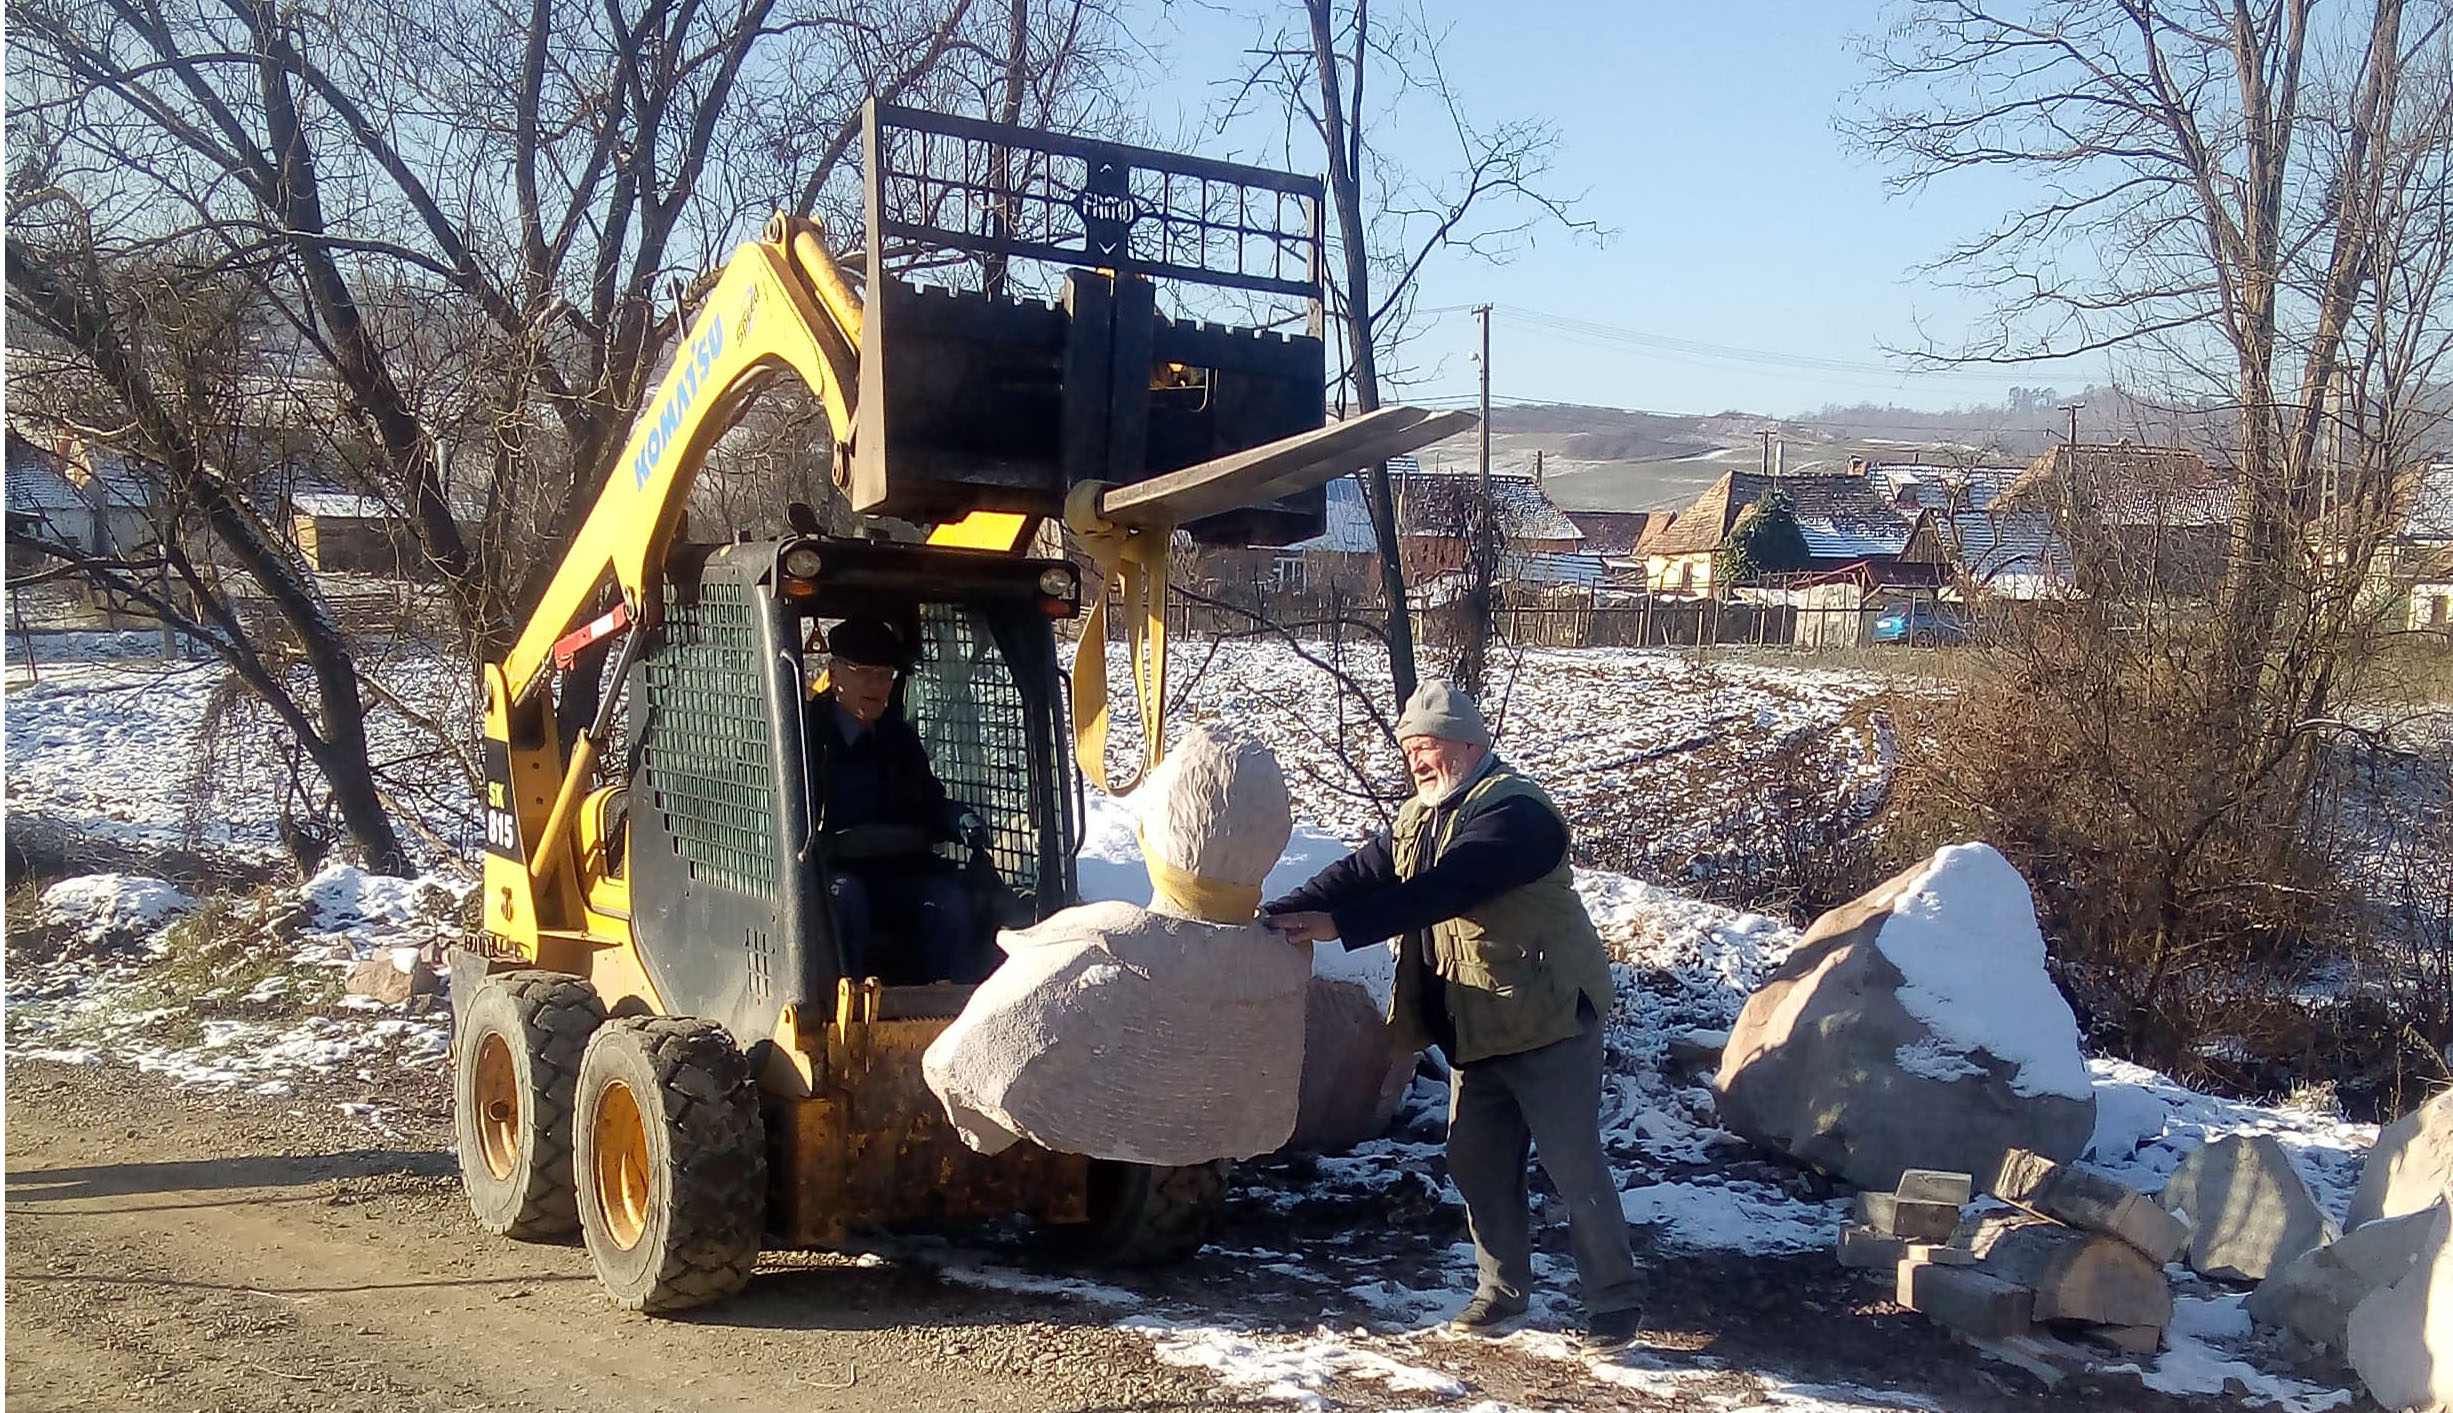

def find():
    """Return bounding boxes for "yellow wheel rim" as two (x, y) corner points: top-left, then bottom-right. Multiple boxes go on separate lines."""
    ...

(593, 1081), (652, 1251)
(473, 1032), (521, 1181)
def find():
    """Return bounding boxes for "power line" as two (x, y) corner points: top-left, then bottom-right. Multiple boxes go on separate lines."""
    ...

(1414, 302), (2083, 386)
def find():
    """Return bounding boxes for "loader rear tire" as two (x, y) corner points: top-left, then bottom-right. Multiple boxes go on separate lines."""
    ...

(572, 1016), (767, 1313)
(454, 970), (604, 1239)
(1071, 1159), (1231, 1266)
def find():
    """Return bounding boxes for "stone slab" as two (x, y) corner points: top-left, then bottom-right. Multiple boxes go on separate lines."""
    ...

(1899, 1261), (2037, 1340)
(1897, 1168), (1975, 1205)
(1838, 1223), (1911, 1270)
(1855, 1190), (1961, 1243)
(1993, 1146), (2191, 1265)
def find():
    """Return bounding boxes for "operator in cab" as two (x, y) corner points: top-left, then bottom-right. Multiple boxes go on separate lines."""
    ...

(807, 616), (985, 985)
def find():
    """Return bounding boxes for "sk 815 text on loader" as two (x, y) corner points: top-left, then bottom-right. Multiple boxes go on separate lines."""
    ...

(450, 102), (1470, 1311)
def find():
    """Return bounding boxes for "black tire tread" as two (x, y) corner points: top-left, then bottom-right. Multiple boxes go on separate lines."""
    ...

(578, 1016), (767, 1313)
(455, 970), (604, 1239)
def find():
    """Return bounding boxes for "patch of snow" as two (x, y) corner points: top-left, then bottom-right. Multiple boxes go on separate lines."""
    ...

(2082, 1058), (2374, 1222)
(1873, 843), (2093, 1100)
(301, 864), (434, 931)
(1619, 1180), (1845, 1256)
(1124, 1319), (1467, 1409)
(2126, 1326), (2354, 1411)
(37, 874), (195, 943)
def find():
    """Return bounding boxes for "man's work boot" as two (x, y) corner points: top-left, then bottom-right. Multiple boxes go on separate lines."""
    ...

(1446, 1291), (1529, 1336)
(1582, 1305), (1645, 1353)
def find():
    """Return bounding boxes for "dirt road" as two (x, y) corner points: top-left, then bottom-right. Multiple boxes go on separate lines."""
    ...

(3, 1062), (1218, 1413)
(7, 1060), (2247, 1413)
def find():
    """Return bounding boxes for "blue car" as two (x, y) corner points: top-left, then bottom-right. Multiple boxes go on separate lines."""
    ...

(1871, 603), (1971, 646)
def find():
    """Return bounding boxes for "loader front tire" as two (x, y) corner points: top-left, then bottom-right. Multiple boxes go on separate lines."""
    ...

(1071, 1159), (1231, 1266)
(454, 970), (605, 1239)
(572, 1017), (767, 1313)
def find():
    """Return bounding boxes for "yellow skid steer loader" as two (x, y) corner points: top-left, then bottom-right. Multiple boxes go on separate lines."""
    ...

(451, 102), (1468, 1312)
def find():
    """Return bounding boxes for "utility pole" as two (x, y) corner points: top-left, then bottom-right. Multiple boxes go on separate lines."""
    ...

(2060, 402), (2083, 448)
(1759, 428), (1774, 478)
(1475, 303), (1493, 492)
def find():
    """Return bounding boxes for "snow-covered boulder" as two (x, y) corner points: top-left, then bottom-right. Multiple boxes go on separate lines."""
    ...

(1713, 844), (2096, 1194)
(2248, 1203), (2446, 1354)
(1289, 974), (1412, 1153)
(35, 874), (196, 947)
(2159, 1133), (2336, 1282)
(924, 729), (1310, 1166)
(2348, 1088), (2453, 1231)
(2346, 1198), (2453, 1410)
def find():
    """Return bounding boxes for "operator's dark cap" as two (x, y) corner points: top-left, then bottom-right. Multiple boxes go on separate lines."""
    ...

(825, 617), (907, 669)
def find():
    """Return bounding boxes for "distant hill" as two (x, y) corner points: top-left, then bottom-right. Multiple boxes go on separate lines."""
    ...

(1399, 393), (2124, 513)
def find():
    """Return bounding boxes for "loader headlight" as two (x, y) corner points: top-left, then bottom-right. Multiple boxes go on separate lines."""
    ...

(780, 543), (825, 580)
(1038, 566), (1078, 601)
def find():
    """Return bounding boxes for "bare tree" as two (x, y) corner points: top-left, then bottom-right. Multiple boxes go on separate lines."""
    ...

(1220, 0), (1597, 709)
(6, 0), (1127, 870)
(1850, 0), (2453, 1067)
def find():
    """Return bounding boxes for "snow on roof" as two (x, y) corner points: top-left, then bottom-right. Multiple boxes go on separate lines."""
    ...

(2002, 443), (2234, 527)
(1645, 471), (1915, 561)
(2402, 462), (2453, 542)
(1284, 463), (1585, 552)
(292, 490), (397, 520)
(1866, 462), (2028, 515)
(7, 457), (87, 513)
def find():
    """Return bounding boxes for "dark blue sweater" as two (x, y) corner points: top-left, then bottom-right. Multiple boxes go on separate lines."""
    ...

(1261, 790), (1569, 1056)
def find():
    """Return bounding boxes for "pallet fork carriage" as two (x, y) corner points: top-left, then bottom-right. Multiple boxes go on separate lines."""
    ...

(451, 102), (1469, 1312)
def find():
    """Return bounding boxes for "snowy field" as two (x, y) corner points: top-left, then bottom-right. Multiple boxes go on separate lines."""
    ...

(2, 640), (2378, 1411)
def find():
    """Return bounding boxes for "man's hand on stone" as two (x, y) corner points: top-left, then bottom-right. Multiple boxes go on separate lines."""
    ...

(1264, 911), (1338, 947)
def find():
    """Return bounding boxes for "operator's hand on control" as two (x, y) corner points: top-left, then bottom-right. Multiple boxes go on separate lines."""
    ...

(1264, 911), (1338, 948)
(956, 810), (991, 852)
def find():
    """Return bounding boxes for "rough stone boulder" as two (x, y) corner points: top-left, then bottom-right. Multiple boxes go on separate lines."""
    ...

(2346, 1198), (2453, 1410)
(2159, 1133), (2336, 1282)
(2348, 1088), (2453, 1231)
(1288, 974), (1413, 1154)
(344, 950), (440, 1006)
(2247, 1203), (2446, 1354)
(1714, 843), (2096, 1194)
(925, 728), (1311, 1167)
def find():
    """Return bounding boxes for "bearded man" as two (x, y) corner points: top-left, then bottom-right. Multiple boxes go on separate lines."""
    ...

(1261, 680), (1642, 1349)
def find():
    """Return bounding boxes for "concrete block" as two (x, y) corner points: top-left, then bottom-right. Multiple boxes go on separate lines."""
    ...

(1903, 1242), (1978, 1267)
(1993, 1145), (2191, 1265)
(1855, 1190), (1961, 1243)
(2248, 1204), (2448, 1353)
(1838, 1222), (1910, 1270)
(1897, 1169), (1975, 1205)
(1899, 1261), (2036, 1340)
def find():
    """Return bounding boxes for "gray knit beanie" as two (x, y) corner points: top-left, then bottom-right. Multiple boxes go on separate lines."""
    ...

(1395, 679), (1490, 746)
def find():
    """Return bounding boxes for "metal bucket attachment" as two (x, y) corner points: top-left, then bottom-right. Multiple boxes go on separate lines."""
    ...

(846, 103), (1330, 546)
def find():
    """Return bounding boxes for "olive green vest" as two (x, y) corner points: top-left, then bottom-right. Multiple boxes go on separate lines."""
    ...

(1387, 762), (1615, 1064)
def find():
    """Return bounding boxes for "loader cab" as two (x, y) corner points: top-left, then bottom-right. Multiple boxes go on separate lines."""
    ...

(617, 534), (1080, 1050)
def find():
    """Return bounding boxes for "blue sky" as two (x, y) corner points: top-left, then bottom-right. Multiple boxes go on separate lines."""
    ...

(1129, 1), (2114, 418)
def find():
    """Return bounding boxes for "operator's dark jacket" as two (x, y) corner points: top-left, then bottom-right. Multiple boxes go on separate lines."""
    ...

(1262, 758), (1614, 1064)
(806, 691), (954, 844)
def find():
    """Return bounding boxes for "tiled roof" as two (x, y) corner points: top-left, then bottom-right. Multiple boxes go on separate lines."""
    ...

(1866, 462), (2028, 515)
(1645, 471), (1916, 560)
(1287, 462), (1586, 552)
(1564, 510), (1667, 555)
(2001, 444), (2234, 527)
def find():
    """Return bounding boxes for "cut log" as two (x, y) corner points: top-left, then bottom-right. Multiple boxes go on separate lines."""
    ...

(1966, 1211), (2173, 1330)
(1991, 1147), (2191, 1265)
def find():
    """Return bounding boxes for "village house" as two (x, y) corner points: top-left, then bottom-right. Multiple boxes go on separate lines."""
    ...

(1637, 464), (1931, 598)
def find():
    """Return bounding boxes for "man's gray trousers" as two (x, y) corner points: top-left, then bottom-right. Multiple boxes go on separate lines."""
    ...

(1445, 1006), (1644, 1315)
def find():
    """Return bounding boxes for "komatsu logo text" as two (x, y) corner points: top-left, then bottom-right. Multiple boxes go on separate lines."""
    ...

(630, 313), (728, 491)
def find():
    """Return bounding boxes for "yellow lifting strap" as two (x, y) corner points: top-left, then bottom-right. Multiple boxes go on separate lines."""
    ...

(1063, 481), (1168, 797)
(1138, 827), (1263, 922)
